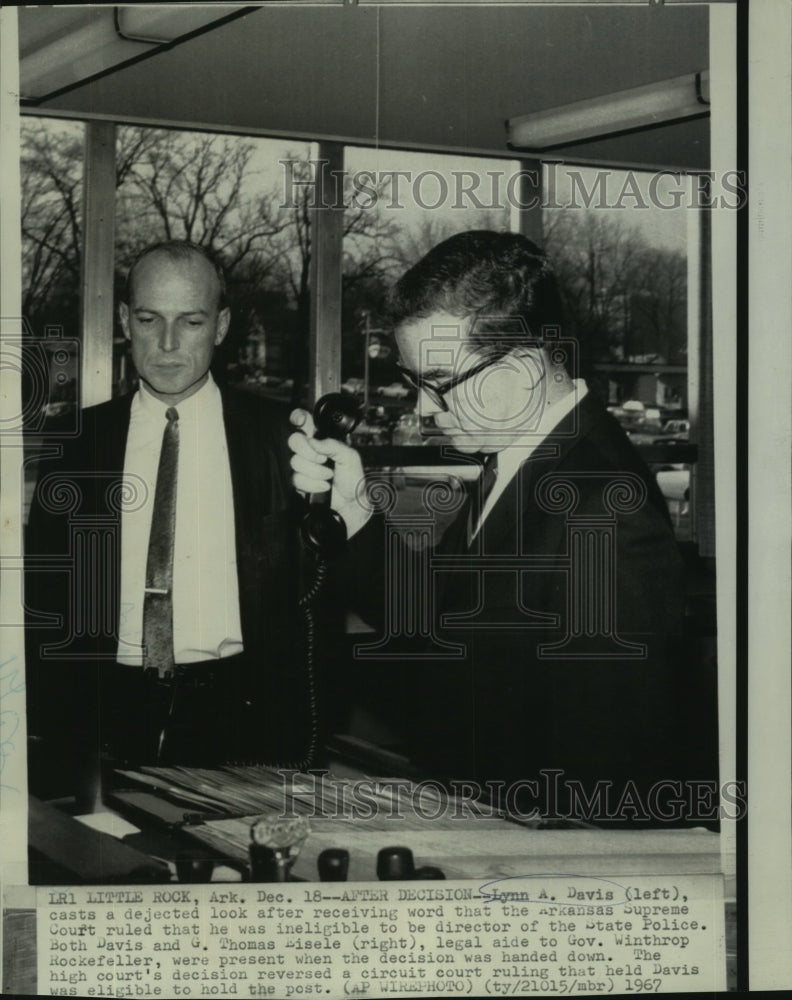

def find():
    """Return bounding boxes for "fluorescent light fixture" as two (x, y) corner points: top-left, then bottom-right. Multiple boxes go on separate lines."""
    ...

(19, 6), (253, 102)
(506, 71), (710, 150)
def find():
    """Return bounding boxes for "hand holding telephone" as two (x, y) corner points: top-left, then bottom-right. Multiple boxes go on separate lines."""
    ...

(296, 392), (361, 557)
(271, 393), (362, 771)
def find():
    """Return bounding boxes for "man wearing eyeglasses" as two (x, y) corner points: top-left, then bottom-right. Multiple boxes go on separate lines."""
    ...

(290, 230), (714, 825)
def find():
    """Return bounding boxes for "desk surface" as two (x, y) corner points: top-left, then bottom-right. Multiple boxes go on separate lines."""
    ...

(30, 762), (725, 888)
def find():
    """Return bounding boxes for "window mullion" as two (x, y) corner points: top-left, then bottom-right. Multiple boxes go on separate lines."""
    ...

(79, 119), (116, 408)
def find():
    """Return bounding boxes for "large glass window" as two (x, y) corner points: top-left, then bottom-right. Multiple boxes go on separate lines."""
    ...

(18, 121), (699, 543)
(542, 164), (688, 401)
(20, 116), (85, 523)
(20, 116), (84, 421)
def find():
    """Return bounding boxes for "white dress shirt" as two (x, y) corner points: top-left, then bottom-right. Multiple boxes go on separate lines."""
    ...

(472, 379), (588, 539)
(116, 375), (244, 665)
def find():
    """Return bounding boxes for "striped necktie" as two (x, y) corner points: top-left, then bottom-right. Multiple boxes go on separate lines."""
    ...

(143, 406), (179, 677)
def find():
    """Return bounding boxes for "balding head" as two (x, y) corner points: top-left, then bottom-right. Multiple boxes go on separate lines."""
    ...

(123, 241), (227, 312)
(119, 241), (230, 405)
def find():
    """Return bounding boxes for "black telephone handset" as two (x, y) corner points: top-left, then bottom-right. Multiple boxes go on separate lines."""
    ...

(280, 392), (360, 773)
(299, 392), (361, 557)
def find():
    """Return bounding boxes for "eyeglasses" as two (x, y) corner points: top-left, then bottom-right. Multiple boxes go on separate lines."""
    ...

(399, 352), (536, 412)
(398, 354), (509, 412)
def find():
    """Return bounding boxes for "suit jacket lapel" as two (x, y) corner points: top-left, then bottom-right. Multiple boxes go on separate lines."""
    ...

(474, 394), (607, 554)
(222, 390), (260, 560)
(220, 388), (290, 563)
(82, 395), (132, 658)
(109, 395), (133, 473)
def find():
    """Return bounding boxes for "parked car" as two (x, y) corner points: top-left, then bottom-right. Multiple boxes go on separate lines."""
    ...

(643, 407), (663, 430)
(350, 418), (388, 446)
(655, 468), (690, 539)
(42, 401), (72, 419)
(392, 412), (423, 446)
(378, 382), (410, 399)
(608, 402), (645, 431)
(661, 418), (690, 439)
(341, 377), (365, 395)
(655, 468), (689, 501)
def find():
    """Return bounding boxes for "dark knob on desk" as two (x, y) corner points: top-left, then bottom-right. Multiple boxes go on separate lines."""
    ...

(377, 846), (415, 881)
(175, 852), (215, 884)
(414, 865), (445, 880)
(318, 848), (349, 882)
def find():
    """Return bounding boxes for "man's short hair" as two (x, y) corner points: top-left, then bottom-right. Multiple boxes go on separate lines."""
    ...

(122, 240), (228, 310)
(387, 230), (564, 357)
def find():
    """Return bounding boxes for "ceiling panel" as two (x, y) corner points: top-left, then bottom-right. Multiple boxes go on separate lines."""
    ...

(20, 3), (710, 170)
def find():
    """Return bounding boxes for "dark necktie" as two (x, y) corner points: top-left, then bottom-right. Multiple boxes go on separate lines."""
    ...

(467, 453), (498, 545)
(143, 407), (179, 677)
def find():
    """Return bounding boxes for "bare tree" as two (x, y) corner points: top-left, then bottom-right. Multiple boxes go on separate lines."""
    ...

(20, 119), (84, 328)
(545, 211), (653, 362)
(115, 128), (290, 280)
(386, 207), (511, 273)
(629, 248), (688, 363)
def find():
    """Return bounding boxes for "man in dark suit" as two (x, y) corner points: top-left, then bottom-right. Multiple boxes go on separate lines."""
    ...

(290, 230), (714, 825)
(25, 241), (314, 797)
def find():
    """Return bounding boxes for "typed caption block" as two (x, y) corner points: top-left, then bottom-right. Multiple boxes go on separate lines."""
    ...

(37, 875), (725, 997)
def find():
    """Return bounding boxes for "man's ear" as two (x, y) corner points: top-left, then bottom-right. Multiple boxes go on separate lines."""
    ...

(215, 307), (231, 346)
(119, 302), (131, 340)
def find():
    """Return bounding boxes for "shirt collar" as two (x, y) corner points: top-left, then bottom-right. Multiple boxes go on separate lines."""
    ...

(494, 379), (588, 481)
(136, 372), (219, 421)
